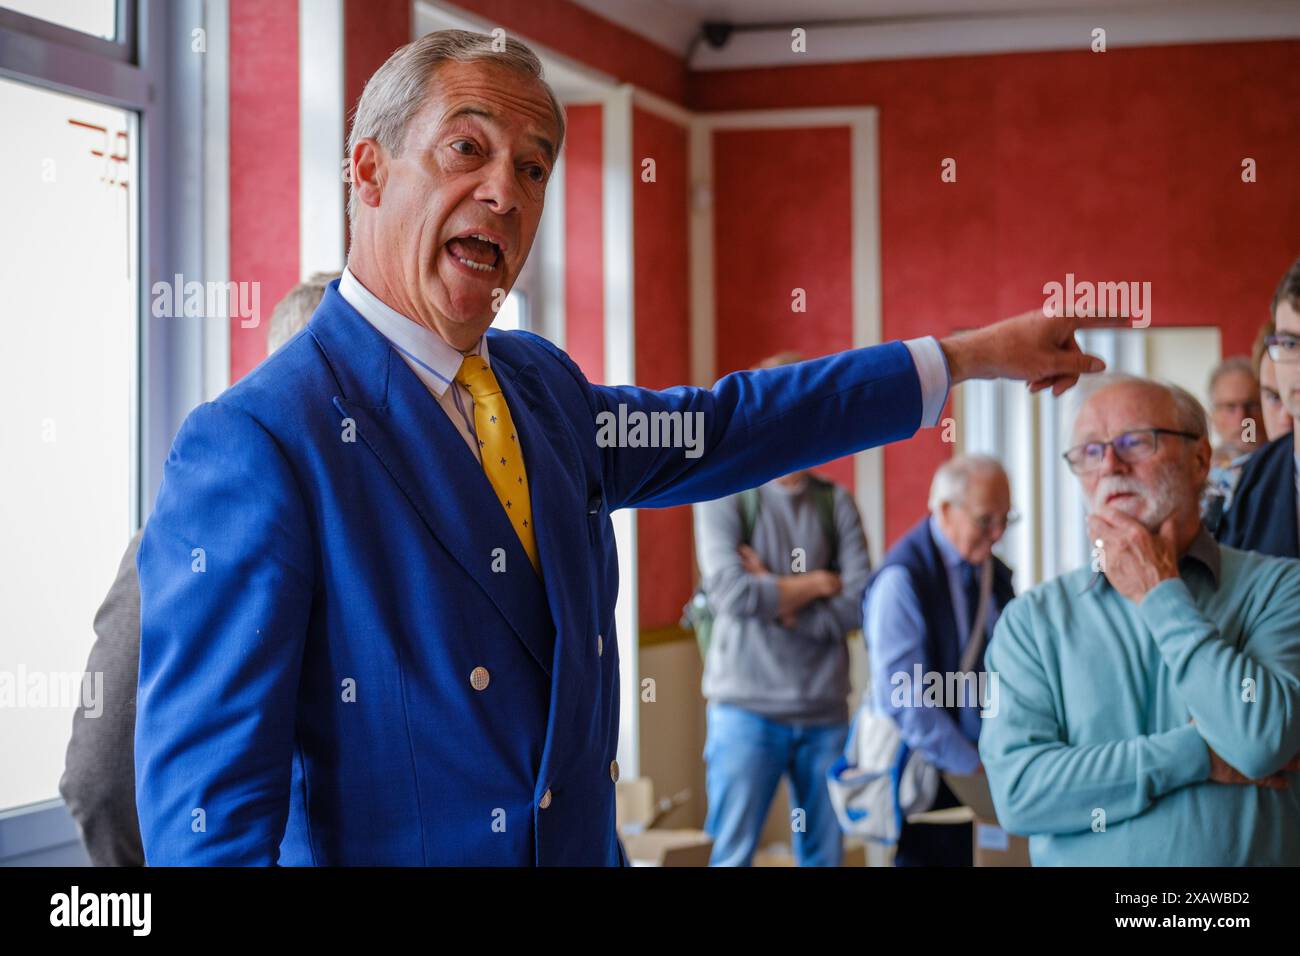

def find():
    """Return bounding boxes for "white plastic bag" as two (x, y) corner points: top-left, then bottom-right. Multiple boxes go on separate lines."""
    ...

(826, 704), (939, 844)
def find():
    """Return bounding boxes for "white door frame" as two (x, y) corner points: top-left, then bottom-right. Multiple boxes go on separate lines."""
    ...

(669, 100), (885, 565)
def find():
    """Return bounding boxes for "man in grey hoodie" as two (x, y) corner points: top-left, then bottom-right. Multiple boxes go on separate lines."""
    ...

(693, 355), (872, 866)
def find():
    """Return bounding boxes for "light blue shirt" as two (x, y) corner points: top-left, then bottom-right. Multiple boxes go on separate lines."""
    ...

(980, 530), (1300, 865)
(865, 517), (998, 775)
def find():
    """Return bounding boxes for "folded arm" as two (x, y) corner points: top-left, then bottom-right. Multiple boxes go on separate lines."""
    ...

(1139, 572), (1300, 780)
(979, 600), (1210, 836)
(796, 488), (872, 642)
(693, 496), (782, 621)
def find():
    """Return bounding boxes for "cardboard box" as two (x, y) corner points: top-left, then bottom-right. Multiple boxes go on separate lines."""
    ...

(973, 818), (1030, 867)
(622, 829), (714, 867)
(617, 777), (714, 866)
(943, 773), (1030, 867)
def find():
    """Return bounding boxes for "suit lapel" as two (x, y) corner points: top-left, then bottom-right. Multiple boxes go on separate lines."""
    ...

(491, 352), (593, 668)
(312, 290), (554, 675)
(489, 340), (600, 781)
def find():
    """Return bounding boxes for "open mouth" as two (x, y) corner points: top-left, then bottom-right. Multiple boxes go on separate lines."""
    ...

(444, 232), (503, 277)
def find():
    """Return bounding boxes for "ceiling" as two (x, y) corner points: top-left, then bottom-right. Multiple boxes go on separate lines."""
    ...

(567, 0), (1300, 65)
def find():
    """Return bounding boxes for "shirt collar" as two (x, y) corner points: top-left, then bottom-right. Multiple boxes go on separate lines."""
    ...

(928, 514), (974, 571)
(338, 266), (487, 397)
(1181, 524), (1221, 585)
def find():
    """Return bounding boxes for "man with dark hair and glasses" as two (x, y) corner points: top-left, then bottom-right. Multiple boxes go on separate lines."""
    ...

(1218, 256), (1300, 559)
(980, 374), (1300, 865)
(1251, 319), (1293, 444)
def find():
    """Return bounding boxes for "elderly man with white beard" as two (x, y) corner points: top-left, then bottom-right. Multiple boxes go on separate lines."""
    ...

(979, 374), (1300, 865)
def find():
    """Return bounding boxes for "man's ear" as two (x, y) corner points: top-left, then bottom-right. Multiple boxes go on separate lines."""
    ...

(1192, 435), (1212, 481)
(351, 138), (386, 212)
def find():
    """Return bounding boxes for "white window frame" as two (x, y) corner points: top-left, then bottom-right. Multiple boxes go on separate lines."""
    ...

(960, 326), (1224, 592)
(0, 0), (207, 860)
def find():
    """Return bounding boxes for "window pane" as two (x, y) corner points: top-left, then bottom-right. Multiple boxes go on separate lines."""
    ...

(494, 290), (527, 332)
(2, 0), (116, 39)
(0, 76), (137, 812)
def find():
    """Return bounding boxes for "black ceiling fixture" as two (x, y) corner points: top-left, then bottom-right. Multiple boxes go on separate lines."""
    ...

(687, 4), (1129, 58)
(702, 20), (734, 49)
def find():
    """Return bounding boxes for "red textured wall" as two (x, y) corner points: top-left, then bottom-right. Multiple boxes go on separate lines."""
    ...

(229, 0), (299, 382)
(632, 108), (693, 630)
(443, 0), (686, 104)
(343, 0), (410, 251)
(344, 0), (410, 127)
(563, 104), (605, 383)
(712, 126), (856, 494)
(691, 40), (1300, 546)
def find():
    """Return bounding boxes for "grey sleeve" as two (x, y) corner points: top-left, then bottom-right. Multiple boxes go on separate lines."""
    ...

(798, 486), (872, 642)
(58, 530), (145, 867)
(692, 495), (781, 621)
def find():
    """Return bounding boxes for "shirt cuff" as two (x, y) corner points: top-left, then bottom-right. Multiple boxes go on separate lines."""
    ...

(903, 336), (951, 429)
(1136, 577), (1201, 648)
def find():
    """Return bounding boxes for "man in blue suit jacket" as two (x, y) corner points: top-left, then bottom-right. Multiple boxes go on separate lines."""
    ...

(1216, 257), (1300, 559)
(135, 29), (1104, 865)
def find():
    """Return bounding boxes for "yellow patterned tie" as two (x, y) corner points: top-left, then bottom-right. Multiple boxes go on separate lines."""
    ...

(455, 355), (540, 576)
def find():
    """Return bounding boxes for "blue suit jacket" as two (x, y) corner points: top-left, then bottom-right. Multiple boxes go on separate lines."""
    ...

(135, 282), (926, 865)
(1216, 433), (1298, 559)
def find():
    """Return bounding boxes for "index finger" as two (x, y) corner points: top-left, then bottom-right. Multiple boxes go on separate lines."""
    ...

(1052, 312), (1140, 334)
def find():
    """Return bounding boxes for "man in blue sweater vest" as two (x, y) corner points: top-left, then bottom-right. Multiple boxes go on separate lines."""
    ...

(981, 374), (1300, 865)
(865, 455), (1017, 865)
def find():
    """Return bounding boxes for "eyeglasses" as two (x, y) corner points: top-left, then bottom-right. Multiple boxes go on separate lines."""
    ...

(1266, 334), (1300, 364)
(1211, 400), (1262, 416)
(1062, 428), (1199, 474)
(957, 505), (1020, 534)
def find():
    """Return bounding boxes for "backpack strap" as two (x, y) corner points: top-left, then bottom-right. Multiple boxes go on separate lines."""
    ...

(738, 488), (761, 544)
(807, 475), (841, 571)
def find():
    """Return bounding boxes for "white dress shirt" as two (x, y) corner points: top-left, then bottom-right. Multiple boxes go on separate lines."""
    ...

(339, 267), (486, 464)
(902, 337), (952, 429)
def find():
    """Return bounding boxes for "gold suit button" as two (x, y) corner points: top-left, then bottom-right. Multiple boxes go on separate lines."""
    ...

(539, 789), (552, 810)
(610, 760), (619, 783)
(470, 666), (490, 691)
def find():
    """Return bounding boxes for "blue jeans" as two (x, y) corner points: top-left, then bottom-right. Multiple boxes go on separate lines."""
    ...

(703, 702), (849, 867)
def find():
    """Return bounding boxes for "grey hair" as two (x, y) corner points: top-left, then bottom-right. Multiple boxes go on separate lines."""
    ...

(267, 272), (337, 352)
(928, 454), (1007, 514)
(1207, 355), (1258, 394)
(345, 29), (566, 226)
(1068, 372), (1209, 440)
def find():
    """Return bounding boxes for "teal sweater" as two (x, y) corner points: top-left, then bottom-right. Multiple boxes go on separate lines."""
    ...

(980, 541), (1300, 865)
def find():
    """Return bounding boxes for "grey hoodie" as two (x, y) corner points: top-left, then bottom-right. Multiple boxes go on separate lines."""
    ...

(693, 475), (872, 724)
